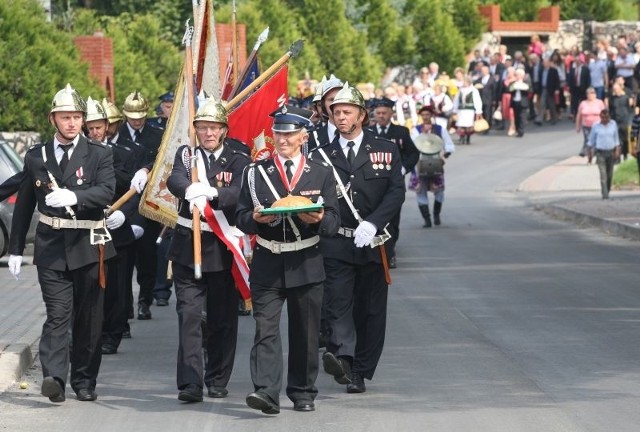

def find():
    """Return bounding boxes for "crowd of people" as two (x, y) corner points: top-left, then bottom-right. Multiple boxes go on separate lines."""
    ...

(8, 30), (640, 413)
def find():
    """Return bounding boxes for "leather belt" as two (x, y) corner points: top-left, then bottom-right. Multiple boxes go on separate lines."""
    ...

(39, 215), (106, 230)
(176, 216), (213, 233)
(256, 236), (319, 254)
(338, 227), (356, 238)
(338, 226), (390, 247)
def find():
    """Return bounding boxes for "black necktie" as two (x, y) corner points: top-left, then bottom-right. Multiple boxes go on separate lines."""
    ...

(134, 129), (141, 142)
(347, 141), (356, 166)
(379, 126), (386, 136)
(59, 144), (72, 172)
(209, 153), (216, 169)
(284, 160), (294, 182)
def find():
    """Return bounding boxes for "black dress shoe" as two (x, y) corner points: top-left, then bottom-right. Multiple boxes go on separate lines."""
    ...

(41, 376), (65, 403)
(178, 384), (203, 402)
(346, 372), (366, 393)
(137, 303), (152, 320)
(322, 352), (352, 384)
(101, 343), (117, 355)
(246, 391), (280, 414)
(388, 256), (396, 269)
(121, 329), (131, 339)
(76, 388), (98, 401)
(293, 401), (315, 412)
(207, 386), (228, 398)
(156, 298), (169, 307)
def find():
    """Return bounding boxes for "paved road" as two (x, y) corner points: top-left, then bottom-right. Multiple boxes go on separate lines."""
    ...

(1, 123), (640, 431)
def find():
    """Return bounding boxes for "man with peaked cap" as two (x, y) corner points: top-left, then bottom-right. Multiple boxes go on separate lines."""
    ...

(367, 97), (419, 268)
(147, 91), (174, 131)
(119, 90), (164, 320)
(309, 83), (405, 394)
(307, 74), (344, 151)
(165, 97), (250, 403)
(236, 104), (340, 414)
(7, 84), (116, 403)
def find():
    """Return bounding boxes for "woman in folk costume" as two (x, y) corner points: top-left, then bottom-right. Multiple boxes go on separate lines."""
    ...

(429, 80), (454, 130)
(452, 76), (483, 144)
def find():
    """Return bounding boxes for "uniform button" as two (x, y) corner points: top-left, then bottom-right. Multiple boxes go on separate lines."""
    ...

(350, 175), (355, 178)
(353, 191), (357, 195)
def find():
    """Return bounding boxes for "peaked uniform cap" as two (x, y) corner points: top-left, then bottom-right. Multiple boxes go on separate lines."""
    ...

(270, 104), (314, 132)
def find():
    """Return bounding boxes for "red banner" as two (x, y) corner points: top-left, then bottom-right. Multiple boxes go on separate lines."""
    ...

(226, 65), (288, 155)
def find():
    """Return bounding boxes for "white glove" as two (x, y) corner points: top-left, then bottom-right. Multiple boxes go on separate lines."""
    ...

(106, 210), (126, 229)
(131, 225), (144, 240)
(130, 169), (149, 193)
(185, 182), (217, 201)
(353, 221), (377, 248)
(8, 255), (22, 280)
(45, 189), (77, 207)
(189, 195), (208, 214)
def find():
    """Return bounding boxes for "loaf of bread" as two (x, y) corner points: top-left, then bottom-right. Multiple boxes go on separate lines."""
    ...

(271, 195), (313, 208)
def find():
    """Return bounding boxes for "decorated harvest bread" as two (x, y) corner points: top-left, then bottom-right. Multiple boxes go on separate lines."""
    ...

(271, 195), (313, 208)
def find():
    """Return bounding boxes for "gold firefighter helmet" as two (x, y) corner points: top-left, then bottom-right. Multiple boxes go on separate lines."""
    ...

(51, 83), (87, 114)
(330, 82), (366, 110)
(85, 97), (107, 122)
(312, 75), (327, 102)
(193, 97), (228, 125)
(122, 91), (149, 119)
(102, 98), (124, 124)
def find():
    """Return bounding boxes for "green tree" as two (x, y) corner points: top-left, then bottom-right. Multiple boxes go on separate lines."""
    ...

(555, 0), (621, 21)
(0, 0), (104, 138)
(447, 0), (487, 52)
(405, 0), (467, 76)
(356, 0), (416, 66)
(71, 9), (182, 108)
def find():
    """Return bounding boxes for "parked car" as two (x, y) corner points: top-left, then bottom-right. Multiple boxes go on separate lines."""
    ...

(0, 140), (38, 257)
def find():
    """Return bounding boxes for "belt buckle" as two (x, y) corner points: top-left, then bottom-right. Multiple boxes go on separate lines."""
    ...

(51, 217), (61, 230)
(271, 242), (282, 254)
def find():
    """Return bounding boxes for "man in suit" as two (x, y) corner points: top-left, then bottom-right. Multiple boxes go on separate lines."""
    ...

(368, 97), (418, 268)
(475, 65), (497, 129)
(311, 84), (405, 394)
(509, 69), (531, 137)
(165, 97), (249, 402)
(8, 84), (116, 403)
(536, 58), (561, 125)
(236, 104), (339, 414)
(118, 91), (164, 320)
(569, 55), (591, 117)
(528, 54), (542, 121)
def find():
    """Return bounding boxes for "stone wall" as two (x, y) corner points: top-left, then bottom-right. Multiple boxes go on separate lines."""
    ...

(0, 132), (41, 158)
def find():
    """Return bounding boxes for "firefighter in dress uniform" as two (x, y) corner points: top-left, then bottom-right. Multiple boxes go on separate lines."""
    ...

(8, 84), (116, 402)
(310, 83), (405, 394)
(236, 104), (340, 414)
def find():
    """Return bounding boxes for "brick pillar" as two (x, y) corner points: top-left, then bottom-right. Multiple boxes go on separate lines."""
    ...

(215, 23), (247, 85)
(74, 32), (115, 101)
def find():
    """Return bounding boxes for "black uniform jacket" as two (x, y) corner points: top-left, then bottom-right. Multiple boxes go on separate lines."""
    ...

(310, 129), (405, 264)
(367, 123), (419, 174)
(167, 142), (250, 273)
(9, 136), (116, 270)
(235, 156), (340, 289)
(107, 139), (143, 249)
(118, 123), (164, 169)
